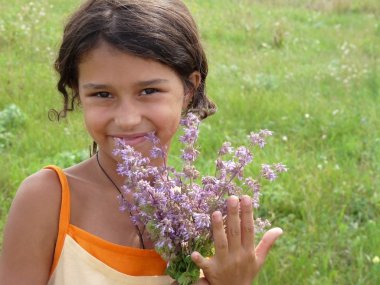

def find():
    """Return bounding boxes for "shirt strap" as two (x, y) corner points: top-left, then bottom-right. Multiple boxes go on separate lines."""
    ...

(44, 165), (71, 275)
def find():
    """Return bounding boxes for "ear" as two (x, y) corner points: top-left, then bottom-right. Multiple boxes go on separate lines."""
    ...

(183, 71), (201, 109)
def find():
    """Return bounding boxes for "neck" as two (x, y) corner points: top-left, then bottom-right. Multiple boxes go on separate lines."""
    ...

(95, 150), (146, 249)
(95, 150), (124, 186)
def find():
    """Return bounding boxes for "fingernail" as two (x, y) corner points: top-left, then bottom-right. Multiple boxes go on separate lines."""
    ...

(212, 211), (222, 221)
(242, 196), (251, 206)
(191, 252), (199, 261)
(230, 196), (239, 207)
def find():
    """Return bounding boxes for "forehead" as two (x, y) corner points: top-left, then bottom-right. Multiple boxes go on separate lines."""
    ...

(78, 41), (181, 84)
(79, 41), (123, 63)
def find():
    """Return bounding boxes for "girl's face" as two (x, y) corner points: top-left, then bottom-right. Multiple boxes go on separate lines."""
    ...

(78, 41), (197, 162)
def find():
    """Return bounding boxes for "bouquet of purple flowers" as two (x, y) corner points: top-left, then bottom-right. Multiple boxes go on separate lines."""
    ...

(113, 113), (287, 285)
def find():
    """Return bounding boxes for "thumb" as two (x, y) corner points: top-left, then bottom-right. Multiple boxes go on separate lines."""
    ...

(255, 227), (283, 268)
(191, 251), (210, 272)
(191, 277), (210, 285)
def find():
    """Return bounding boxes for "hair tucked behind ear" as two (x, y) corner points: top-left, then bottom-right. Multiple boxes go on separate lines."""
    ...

(51, 0), (216, 121)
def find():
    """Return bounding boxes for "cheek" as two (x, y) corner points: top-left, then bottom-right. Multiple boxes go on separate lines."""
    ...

(154, 110), (182, 143)
(162, 116), (181, 136)
(82, 109), (103, 134)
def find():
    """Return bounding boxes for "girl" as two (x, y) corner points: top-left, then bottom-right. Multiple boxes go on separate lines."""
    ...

(0, 0), (283, 284)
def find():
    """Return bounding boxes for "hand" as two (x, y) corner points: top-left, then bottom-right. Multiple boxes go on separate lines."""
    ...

(190, 195), (283, 285)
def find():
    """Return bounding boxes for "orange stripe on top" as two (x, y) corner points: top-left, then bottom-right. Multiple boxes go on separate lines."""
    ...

(46, 166), (167, 277)
(46, 165), (70, 275)
(67, 225), (167, 275)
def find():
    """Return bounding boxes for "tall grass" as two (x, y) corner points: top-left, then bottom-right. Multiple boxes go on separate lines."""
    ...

(0, 0), (379, 284)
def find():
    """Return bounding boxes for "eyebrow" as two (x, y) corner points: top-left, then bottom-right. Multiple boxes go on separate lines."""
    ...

(82, 79), (169, 89)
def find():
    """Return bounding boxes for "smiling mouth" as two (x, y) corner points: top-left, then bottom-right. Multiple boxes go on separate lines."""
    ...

(113, 134), (148, 146)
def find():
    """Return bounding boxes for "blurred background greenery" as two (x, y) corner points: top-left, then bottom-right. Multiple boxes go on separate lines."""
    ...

(0, 0), (379, 284)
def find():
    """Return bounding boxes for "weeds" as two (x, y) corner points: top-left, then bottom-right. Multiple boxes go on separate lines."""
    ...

(0, 0), (379, 284)
(0, 104), (26, 150)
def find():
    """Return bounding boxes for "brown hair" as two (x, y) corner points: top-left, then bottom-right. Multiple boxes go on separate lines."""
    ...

(51, 0), (216, 121)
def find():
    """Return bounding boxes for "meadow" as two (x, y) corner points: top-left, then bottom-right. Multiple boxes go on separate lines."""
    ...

(0, 0), (379, 284)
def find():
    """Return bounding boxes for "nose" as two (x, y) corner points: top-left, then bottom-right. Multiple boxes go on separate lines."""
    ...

(114, 98), (142, 130)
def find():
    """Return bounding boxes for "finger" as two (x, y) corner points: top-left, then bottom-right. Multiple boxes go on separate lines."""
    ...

(240, 195), (255, 251)
(191, 277), (210, 285)
(211, 211), (228, 259)
(191, 251), (210, 272)
(255, 227), (283, 268)
(226, 195), (241, 252)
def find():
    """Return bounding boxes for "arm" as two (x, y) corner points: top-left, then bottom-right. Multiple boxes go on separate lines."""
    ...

(191, 196), (283, 285)
(0, 169), (62, 285)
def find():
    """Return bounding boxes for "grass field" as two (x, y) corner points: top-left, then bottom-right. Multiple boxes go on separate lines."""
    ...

(1, 0), (379, 284)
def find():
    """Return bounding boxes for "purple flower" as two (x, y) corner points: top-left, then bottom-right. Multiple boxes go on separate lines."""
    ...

(274, 163), (288, 173)
(218, 142), (234, 156)
(180, 128), (199, 145)
(145, 131), (160, 145)
(183, 165), (200, 179)
(180, 113), (200, 128)
(112, 113), (286, 285)
(248, 129), (273, 148)
(160, 218), (175, 235)
(245, 178), (261, 208)
(259, 129), (273, 137)
(193, 213), (211, 230)
(117, 194), (129, 212)
(255, 218), (271, 233)
(261, 164), (277, 181)
(235, 146), (253, 166)
(181, 146), (199, 162)
(151, 145), (166, 159)
(248, 133), (265, 148)
(201, 176), (219, 192)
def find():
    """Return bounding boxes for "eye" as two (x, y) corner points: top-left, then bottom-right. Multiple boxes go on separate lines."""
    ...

(94, 92), (112, 98)
(141, 88), (159, 96)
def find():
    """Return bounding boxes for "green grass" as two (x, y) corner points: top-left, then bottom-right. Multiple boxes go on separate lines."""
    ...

(1, 0), (379, 284)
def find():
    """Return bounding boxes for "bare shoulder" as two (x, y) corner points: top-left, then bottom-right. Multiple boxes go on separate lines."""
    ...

(16, 168), (62, 205)
(0, 168), (62, 284)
